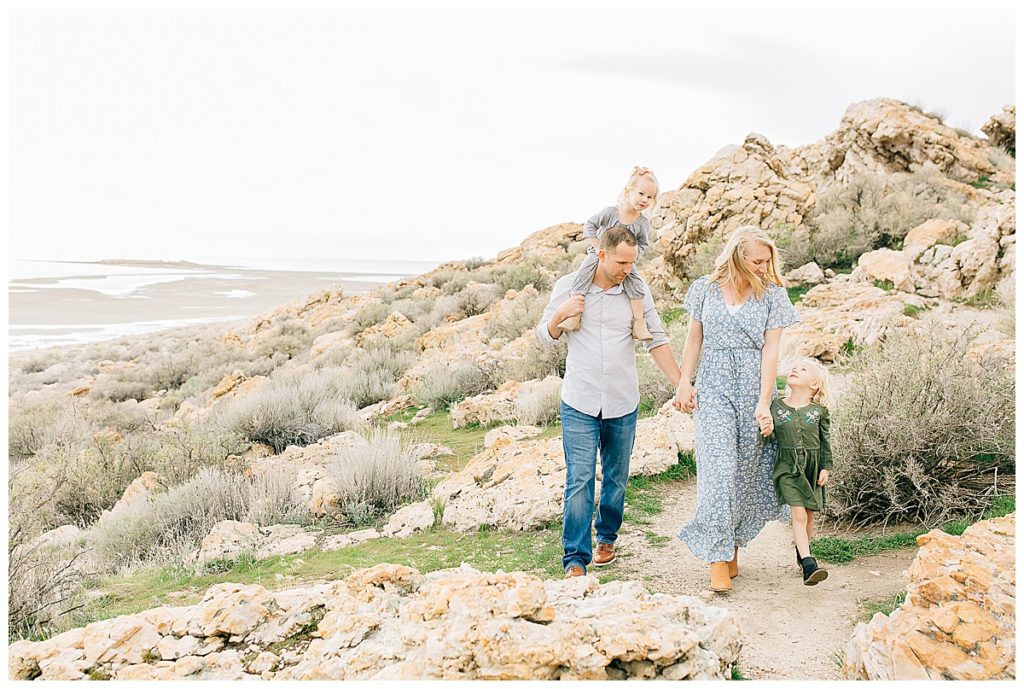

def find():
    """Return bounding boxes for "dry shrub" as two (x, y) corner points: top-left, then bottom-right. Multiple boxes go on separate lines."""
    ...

(214, 369), (362, 453)
(805, 165), (975, 268)
(328, 429), (427, 526)
(825, 326), (1014, 527)
(88, 466), (309, 571)
(413, 362), (492, 410)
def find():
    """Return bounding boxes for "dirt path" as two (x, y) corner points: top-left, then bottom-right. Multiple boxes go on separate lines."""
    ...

(612, 481), (916, 680)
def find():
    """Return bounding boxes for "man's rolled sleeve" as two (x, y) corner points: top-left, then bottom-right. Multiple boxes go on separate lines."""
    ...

(641, 284), (669, 353)
(536, 275), (571, 347)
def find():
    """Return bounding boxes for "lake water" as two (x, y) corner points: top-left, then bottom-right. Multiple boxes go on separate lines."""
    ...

(8, 258), (440, 351)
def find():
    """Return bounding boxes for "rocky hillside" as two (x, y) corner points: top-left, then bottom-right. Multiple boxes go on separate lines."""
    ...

(7, 98), (1016, 680)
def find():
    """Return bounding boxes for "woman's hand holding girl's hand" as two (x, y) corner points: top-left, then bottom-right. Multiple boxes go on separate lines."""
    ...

(817, 470), (830, 486)
(755, 401), (773, 437)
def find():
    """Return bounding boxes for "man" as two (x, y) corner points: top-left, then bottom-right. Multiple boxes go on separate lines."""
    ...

(537, 226), (684, 578)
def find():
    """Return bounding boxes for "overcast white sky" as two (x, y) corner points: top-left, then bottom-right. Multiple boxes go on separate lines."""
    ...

(8, 5), (1017, 264)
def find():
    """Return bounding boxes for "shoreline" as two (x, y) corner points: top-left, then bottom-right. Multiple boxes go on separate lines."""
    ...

(9, 260), (432, 352)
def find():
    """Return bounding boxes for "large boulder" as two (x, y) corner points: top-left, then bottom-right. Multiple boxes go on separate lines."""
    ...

(844, 514), (1015, 680)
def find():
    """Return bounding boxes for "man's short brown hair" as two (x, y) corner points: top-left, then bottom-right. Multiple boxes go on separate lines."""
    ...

(600, 225), (638, 251)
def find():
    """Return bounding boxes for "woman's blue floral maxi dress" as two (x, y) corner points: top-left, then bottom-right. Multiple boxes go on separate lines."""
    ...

(676, 276), (801, 563)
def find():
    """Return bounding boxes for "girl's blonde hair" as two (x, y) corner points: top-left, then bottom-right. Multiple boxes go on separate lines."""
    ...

(709, 224), (787, 300)
(617, 165), (659, 211)
(784, 356), (833, 409)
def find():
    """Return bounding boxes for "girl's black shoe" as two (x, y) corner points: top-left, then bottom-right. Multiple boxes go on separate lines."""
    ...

(801, 556), (828, 586)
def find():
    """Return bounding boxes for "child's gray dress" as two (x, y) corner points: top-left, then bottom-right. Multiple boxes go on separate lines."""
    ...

(676, 275), (801, 563)
(570, 206), (649, 300)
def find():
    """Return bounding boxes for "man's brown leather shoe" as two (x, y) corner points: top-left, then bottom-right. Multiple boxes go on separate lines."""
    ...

(593, 542), (616, 566)
(564, 565), (586, 578)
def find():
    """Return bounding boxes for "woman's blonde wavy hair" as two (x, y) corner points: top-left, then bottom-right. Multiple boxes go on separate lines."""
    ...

(709, 225), (786, 300)
(783, 356), (834, 409)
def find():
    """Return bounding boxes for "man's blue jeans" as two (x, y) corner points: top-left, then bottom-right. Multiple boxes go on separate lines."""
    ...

(560, 401), (638, 572)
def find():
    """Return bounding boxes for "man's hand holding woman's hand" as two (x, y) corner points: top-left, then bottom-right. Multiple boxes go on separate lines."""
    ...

(673, 381), (697, 413)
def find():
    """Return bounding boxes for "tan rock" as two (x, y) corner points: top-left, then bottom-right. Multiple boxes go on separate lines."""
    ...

(309, 330), (355, 361)
(94, 471), (164, 529)
(980, 105), (1015, 154)
(484, 425), (544, 448)
(845, 514), (1015, 680)
(780, 281), (922, 363)
(902, 218), (966, 261)
(195, 520), (260, 565)
(382, 501), (436, 538)
(851, 248), (916, 292)
(82, 616), (161, 665)
(784, 262), (825, 287)
(354, 311), (415, 347)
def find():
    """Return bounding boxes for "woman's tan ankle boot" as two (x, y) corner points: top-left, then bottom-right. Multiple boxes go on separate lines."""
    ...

(728, 547), (738, 578)
(710, 562), (732, 592)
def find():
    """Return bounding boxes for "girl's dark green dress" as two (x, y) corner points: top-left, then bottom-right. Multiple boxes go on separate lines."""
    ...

(769, 399), (832, 511)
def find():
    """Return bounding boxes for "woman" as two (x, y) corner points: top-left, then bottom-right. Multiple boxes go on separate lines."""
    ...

(673, 225), (800, 592)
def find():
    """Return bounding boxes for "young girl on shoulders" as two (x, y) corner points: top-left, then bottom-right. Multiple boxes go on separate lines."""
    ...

(557, 166), (659, 341)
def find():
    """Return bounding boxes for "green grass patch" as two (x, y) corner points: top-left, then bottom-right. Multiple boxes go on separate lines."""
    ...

(840, 338), (863, 357)
(389, 410), (561, 472)
(902, 304), (925, 318)
(872, 279), (895, 292)
(859, 590), (906, 621)
(731, 663), (747, 680)
(75, 523), (565, 634)
(969, 174), (991, 189)
(623, 453), (696, 526)
(955, 287), (999, 309)
(786, 285), (810, 304)
(644, 531), (671, 548)
(812, 496), (1015, 563)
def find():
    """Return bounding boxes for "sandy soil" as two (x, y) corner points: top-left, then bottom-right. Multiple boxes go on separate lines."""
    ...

(610, 481), (916, 680)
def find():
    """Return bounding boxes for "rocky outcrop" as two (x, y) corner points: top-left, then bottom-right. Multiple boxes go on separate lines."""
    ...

(9, 564), (741, 680)
(851, 199), (1015, 300)
(495, 223), (584, 265)
(650, 133), (816, 281)
(981, 105), (1015, 154)
(434, 403), (695, 532)
(812, 99), (1013, 186)
(844, 514), (1015, 680)
(353, 311), (415, 347)
(779, 280), (928, 363)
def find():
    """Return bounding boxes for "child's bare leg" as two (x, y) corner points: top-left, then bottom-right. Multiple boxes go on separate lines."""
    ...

(805, 509), (815, 547)
(629, 298), (653, 341)
(792, 506), (811, 558)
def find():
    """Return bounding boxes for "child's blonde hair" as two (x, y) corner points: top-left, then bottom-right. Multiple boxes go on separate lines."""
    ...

(618, 165), (659, 210)
(710, 225), (787, 300)
(784, 356), (833, 409)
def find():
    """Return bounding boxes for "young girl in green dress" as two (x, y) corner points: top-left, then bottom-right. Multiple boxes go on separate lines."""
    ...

(769, 357), (833, 585)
